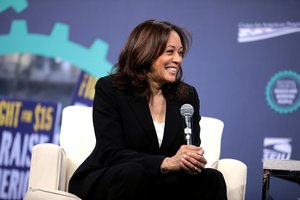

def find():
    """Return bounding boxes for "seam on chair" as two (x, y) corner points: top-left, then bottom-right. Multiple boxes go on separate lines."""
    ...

(57, 147), (67, 190)
(28, 187), (80, 199)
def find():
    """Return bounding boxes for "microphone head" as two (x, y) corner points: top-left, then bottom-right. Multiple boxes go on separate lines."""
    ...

(180, 104), (194, 117)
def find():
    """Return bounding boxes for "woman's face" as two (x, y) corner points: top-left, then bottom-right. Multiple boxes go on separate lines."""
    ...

(149, 31), (183, 86)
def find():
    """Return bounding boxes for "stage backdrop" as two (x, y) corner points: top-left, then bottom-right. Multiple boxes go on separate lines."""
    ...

(0, 0), (300, 199)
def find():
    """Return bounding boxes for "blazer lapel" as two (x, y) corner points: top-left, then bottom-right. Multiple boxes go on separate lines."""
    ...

(160, 97), (183, 151)
(127, 95), (160, 151)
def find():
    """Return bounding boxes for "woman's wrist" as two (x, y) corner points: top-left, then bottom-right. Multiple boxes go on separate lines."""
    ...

(160, 157), (169, 174)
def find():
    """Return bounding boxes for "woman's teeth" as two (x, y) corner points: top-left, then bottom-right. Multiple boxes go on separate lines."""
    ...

(166, 67), (177, 73)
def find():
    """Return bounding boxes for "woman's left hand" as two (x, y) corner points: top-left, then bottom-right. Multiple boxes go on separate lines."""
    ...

(180, 145), (207, 175)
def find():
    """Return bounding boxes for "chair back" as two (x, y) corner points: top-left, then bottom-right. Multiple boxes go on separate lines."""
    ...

(200, 116), (224, 168)
(60, 106), (96, 168)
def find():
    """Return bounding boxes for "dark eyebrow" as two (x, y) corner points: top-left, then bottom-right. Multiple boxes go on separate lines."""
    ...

(166, 45), (183, 50)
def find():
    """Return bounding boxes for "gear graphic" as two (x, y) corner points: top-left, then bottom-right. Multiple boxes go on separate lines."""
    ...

(265, 70), (300, 114)
(0, 0), (28, 13)
(0, 20), (112, 77)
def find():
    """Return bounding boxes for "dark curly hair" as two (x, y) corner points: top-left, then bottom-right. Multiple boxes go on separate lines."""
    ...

(110, 19), (192, 100)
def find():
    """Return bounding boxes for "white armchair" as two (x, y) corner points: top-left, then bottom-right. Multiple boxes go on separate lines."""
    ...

(24, 105), (247, 200)
(200, 117), (248, 200)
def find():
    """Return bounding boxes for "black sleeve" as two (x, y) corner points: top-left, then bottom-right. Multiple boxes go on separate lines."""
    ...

(191, 86), (201, 146)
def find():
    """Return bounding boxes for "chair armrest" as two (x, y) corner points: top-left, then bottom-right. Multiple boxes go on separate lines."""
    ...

(28, 143), (68, 191)
(215, 158), (247, 200)
(23, 188), (80, 200)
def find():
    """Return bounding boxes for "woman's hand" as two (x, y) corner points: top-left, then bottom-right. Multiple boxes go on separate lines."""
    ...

(166, 145), (207, 175)
(179, 145), (207, 175)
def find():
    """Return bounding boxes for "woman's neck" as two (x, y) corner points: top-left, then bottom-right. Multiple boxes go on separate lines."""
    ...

(148, 86), (166, 123)
(149, 79), (163, 95)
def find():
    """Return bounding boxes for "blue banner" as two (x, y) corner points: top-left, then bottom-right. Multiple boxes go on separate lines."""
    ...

(71, 71), (96, 107)
(0, 96), (61, 199)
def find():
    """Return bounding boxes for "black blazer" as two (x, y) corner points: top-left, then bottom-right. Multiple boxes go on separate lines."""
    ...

(69, 75), (201, 199)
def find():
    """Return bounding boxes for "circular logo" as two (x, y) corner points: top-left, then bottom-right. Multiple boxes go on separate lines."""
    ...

(266, 70), (300, 114)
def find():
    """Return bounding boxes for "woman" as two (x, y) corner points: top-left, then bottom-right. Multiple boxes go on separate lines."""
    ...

(69, 19), (227, 200)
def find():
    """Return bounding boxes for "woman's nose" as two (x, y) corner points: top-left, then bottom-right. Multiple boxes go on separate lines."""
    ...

(173, 53), (182, 64)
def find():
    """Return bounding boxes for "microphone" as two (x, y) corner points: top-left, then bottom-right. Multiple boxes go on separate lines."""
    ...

(180, 104), (194, 145)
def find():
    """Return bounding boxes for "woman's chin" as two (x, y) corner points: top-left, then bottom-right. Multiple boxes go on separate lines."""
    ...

(165, 78), (176, 83)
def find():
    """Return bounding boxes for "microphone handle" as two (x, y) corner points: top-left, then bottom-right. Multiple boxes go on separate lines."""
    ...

(184, 116), (192, 145)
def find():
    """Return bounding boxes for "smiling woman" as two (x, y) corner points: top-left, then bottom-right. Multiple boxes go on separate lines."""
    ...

(68, 19), (227, 200)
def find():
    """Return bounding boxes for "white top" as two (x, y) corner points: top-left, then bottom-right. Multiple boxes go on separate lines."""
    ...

(153, 121), (165, 147)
